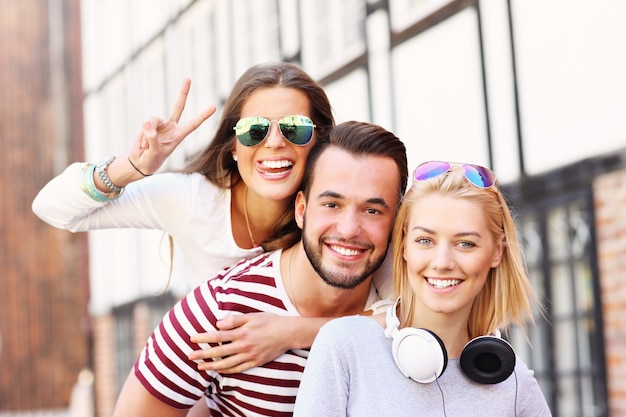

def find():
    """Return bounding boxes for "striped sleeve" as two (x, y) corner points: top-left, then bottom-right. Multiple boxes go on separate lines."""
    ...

(135, 284), (218, 408)
(133, 251), (311, 415)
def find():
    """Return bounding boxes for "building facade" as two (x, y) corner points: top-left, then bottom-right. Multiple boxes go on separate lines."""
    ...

(70, 0), (626, 416)
(0, 0), (90, 415)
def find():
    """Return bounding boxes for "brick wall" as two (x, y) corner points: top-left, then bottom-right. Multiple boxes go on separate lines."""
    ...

(594, 168), (626, 416)
(0, 0), (89, 412)
(92, 315), (116, 417)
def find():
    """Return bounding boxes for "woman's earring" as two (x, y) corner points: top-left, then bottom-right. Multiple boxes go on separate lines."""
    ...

(233, 154), (238, 162)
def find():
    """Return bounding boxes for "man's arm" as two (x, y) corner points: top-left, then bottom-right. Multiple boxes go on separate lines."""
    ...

(112, 370), (189, 417)
(190, 315), (331, 373)
(189, 287), (387, 373)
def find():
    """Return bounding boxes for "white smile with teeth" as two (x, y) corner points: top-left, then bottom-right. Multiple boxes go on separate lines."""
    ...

(427, 278), (462, 289)
(261, 160), (292, 169)
(331, 245), (361, 256)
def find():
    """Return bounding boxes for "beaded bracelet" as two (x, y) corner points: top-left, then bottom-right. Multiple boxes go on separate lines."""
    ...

(80, 163), (124, 202)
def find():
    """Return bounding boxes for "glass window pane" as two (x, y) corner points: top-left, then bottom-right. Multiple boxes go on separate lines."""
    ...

(554, 319), (577, 372)
(574, 260), (594, 311)
(551, 264), (574, 316)
(569, 205), (591, 258)
(530, 322), (550, 373)
(557, 376), (579, 417)
(114, 310), (135, 393)
(520, 216), (543, 268)
(301, 0), (365, 76)
(577, 317), (593, 371)
(547, 207), (569, 262)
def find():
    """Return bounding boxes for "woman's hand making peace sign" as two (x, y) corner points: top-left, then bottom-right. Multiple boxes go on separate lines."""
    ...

(128, 78), (216, 176)
(95, 79), (216, 191)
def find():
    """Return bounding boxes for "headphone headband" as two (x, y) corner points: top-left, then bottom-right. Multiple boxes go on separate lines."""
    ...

(383, 297), (401, 338)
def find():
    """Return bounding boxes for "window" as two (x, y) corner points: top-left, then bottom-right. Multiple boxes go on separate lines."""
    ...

(300, 0), (366, 78)
(231, 0), (282, 71)
(509, 189), (608, 417)
(114, 306), (135, 394)
(113, 293), (177, 394)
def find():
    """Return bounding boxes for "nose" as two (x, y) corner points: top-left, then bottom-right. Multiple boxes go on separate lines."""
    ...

(264, 120), (287, 149)
(431, 244), (455, 271)
(335, 209), (361, 239)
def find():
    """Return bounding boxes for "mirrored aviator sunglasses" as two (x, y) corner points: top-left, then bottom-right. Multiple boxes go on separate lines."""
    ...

(233, 115), (316, 147)
(413, 161), (497, 189)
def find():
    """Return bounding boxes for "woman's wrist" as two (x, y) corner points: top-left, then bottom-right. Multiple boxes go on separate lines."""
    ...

(127, 155), (153, 177)
(81, 163), (124, 201)
(92, 153), (146, 192)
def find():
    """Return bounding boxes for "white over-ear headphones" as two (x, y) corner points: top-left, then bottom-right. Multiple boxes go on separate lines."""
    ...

(385, 298), (516, 384)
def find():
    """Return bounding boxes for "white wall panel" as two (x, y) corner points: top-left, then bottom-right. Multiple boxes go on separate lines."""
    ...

(367, 9), (394, 130)
(324, 69), (370, 125)
(513, 0), (626, 175)
(479, 0), (521, 182)
(392, 9), (489, 170)
(81, 0), (132, 89)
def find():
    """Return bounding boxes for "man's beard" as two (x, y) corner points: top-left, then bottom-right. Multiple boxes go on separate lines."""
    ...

(301, 229), (387, 290)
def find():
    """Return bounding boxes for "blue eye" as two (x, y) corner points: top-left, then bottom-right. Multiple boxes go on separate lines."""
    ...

(458, 241), (476, 249)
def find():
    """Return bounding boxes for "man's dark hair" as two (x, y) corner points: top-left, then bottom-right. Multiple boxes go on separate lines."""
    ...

(301, 121), (408, 204)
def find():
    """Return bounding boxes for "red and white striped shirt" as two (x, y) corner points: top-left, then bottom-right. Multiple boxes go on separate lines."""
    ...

(134, 249), (380, 416)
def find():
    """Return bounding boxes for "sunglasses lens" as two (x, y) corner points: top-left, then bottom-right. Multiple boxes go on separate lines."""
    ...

(235, 117), (270, 146)
(414, 161), (451, 181)
(414, 161), (497, 189)
(463, 165), (496, 188)
(279, 115), (315, 145)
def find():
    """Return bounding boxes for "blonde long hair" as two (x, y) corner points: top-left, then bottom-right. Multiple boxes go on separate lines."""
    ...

(391, 167), (538, 339)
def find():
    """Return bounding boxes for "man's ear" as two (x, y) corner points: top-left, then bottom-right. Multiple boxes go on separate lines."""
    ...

(295, 191), (306, 229)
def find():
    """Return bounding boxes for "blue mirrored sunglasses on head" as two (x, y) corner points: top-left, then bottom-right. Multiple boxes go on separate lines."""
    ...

(413, 161), (497, 189)
(234, 115), (315, 147)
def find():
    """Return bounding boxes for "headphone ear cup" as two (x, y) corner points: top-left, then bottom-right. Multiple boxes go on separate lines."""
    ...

(460, 336), (516, 384)
(392, 328), (448, 384)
